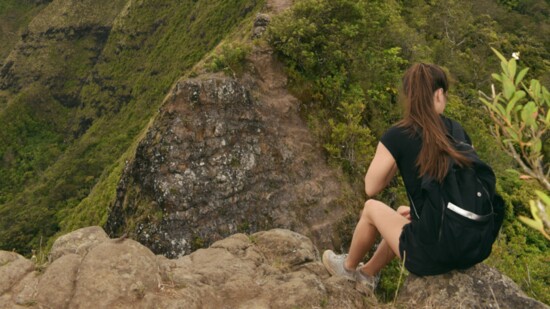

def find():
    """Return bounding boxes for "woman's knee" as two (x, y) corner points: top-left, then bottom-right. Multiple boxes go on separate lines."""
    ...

(361, 199), (384, 218)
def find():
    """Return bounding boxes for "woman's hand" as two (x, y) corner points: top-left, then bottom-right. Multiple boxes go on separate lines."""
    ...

(397, 206), (411, 221)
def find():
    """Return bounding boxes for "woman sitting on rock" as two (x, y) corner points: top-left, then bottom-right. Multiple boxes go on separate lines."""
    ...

(322, 63), (503, 294)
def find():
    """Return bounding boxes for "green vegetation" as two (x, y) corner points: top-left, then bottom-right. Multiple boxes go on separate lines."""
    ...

(480, 49), (549, 191)
(0, 1), (46, 62)
(0, 0), (548, 305)
(208, 44), (251, 76)
(0, 0), (265, 254)
(0, 1), (47, 112)
(268, 0), (406, 176)
(480, 49), (550, 241)
(268, 0), (549, 304)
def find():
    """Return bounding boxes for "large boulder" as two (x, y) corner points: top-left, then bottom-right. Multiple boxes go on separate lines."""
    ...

(105, 47), (349, 258)
(396, 263), (548, 309)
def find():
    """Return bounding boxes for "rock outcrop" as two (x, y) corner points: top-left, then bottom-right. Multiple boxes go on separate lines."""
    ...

(0, 226), (364, 309)
(105, 45), (350, 258)
(1, 226), (547, 309)
(397, 264), (548, 308)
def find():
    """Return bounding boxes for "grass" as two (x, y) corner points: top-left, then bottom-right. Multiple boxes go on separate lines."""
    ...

(0, 1), (46, 62)
(0, 0), (266, 255)
(392, 252), (407, 306)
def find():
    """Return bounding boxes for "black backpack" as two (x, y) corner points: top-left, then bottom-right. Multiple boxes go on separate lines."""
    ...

(409, 122), (505, 270)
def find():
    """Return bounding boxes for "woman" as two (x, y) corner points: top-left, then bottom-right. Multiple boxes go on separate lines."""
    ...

(322, 63), (477, 293)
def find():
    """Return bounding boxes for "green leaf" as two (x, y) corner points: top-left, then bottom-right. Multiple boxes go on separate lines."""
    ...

(479, 97), (501, 113)
(515, 68), (529, 86)
(535, 190), (550, 207)
(479, 97), (490, 107)
(530, 80), (541, 97)
(491, 73), (502, 82)
(530, 200), (542, 222)
(503, 78), (515, 100)
(491, 47), (507, 63)
(534, 139), (542, 153)
(506, 91), (525, 116)
(542, 86), (550, 107)
(501, 61), (509, 76)
(496, 102), (507, 117)
(521, 101), (537, 126)
(508, 58), (517, 79)
(519, 215), (544, 231)
(505, 127), (519, 140)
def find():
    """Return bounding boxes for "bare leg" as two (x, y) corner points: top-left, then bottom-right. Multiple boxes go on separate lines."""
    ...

(360, 206), (411, 275)
(344, 200), (409, 272)
(360, 239), (394, 275)
(344, 204), (379, 270)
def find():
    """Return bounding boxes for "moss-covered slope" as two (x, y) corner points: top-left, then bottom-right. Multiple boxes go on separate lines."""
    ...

(0, 0), (264, 254)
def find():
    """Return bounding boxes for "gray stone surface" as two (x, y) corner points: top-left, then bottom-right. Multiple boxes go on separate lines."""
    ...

(0, 251), (34, 295)
(105, 48), (347, 258)
(396, 263), (549, 309)
(49, 225), (109, 261)
(1, 226), (546, 309)
(35, 254), (81, 309)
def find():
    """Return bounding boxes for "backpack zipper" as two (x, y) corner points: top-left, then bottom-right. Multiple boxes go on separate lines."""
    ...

(477, 177), (494, 214)
(439, 200), (446, 241)
(407, 192), (420, 219)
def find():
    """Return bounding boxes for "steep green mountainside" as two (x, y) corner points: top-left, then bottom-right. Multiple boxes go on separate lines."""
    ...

(0, 1), (47, 64)
(0, 0), (49, 111)
(0, 0), (264, 254)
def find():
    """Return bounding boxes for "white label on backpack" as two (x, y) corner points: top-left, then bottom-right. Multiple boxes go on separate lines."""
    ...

(447, 202), (484, 221)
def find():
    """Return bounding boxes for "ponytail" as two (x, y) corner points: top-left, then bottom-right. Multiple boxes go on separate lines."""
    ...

(398, 63), (470, 182)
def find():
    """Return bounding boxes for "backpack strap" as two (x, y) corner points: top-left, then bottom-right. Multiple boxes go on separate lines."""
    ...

(447, 118), (467, 144)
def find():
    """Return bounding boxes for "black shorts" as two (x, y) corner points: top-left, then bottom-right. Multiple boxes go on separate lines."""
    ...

(399, 223), (454, 276)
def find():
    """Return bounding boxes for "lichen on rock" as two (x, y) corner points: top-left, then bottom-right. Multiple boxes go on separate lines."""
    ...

(105, 48), (348, 258)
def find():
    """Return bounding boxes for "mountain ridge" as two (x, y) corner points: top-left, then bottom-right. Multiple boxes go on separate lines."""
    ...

(1, 226), (547, 308)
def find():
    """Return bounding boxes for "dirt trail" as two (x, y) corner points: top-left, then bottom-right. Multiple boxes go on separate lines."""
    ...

(266, 0), (292, 13)
(246, 32), (350, 249)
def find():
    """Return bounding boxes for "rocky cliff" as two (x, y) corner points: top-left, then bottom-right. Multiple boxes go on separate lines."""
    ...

(105, 43), (350, 257)
(1, 226), (547, 309)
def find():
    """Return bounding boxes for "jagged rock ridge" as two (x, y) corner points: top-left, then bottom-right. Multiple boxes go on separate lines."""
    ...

(1, 226), (547, 309)
(105, 37), (350, 257)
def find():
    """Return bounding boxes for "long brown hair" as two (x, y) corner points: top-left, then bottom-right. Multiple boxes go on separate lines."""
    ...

(398, 63), (470, 182)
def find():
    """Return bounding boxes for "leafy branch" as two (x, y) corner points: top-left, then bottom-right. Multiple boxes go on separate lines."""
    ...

(479, 48), (550, 240)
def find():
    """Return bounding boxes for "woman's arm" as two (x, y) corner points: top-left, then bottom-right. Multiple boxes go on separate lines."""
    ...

(364, 142), (397, 197)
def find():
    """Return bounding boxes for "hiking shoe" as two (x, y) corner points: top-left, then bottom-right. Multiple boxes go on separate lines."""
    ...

(355, 268), (379, 295)
(322, 250), (356, 281)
